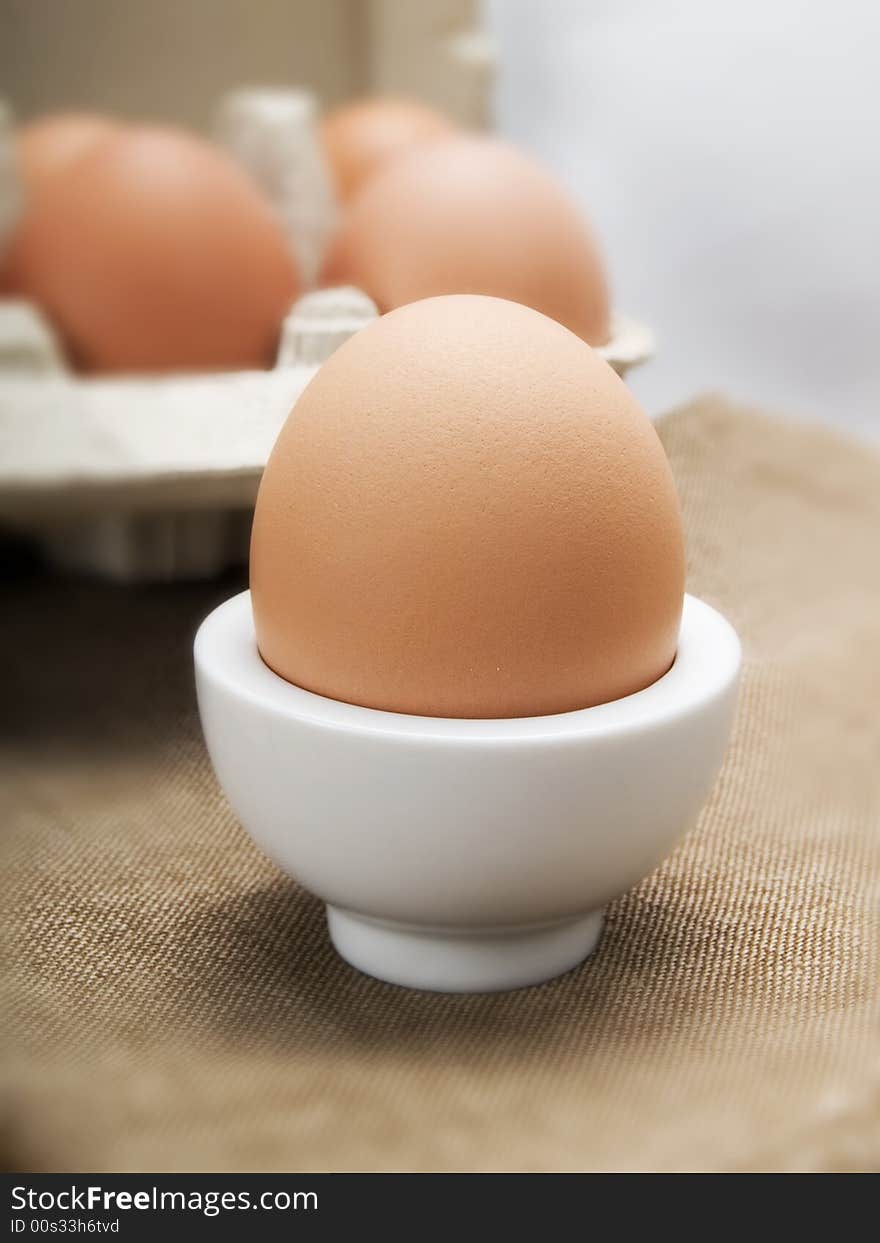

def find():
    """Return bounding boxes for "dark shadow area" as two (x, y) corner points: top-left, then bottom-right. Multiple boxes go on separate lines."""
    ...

(168, 871), (719, 1063)
(1, 569), (245, 756)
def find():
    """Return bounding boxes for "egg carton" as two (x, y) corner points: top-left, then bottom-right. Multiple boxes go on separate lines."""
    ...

(0, 89), (654, 582)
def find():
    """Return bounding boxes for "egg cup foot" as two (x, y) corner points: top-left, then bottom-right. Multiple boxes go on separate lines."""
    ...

(326, 906), (604, 993)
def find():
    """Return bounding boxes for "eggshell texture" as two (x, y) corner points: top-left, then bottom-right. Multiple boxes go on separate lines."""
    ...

(251, 295), (684, 719)
(17, 113), (120, 188)
(322, 136), (611, 347)
(321, 97), (455, 202)
(11, 126), (299, 372)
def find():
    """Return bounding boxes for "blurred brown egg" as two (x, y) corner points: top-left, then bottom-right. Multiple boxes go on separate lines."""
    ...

(321, 96), (455, 201)
(322, 136), (611, 346)
(17, 112), (121, 188)
(2, 113), (120, 293)
(251, 295), (683, 719)
(11, 125), (299, 372)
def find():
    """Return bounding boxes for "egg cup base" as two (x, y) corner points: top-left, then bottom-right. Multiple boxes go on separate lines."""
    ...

(326, 906), (604, 993)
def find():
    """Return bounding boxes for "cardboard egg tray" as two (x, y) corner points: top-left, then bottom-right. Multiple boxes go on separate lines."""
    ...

(0, 89), (654, 582)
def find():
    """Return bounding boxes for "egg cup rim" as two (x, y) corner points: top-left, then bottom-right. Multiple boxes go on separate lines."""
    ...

(194, 591), (740, 745)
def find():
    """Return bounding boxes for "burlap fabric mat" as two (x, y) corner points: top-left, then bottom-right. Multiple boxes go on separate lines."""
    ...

(3, 396), (878, 1172)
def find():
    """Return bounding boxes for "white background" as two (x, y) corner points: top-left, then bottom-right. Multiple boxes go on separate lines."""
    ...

(487, 0), (880, 439)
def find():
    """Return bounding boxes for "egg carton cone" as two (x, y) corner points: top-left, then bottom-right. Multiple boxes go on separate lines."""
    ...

(0, 298), (66, 373)
(277, 286), (379, 367)
(597, 312), (655, 378)
(215, 88), (337, 290)
(0, 81), (653, 583)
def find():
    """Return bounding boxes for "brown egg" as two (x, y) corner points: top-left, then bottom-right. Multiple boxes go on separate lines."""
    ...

(17, 112), (120, 187)
(2, 113), (120, 293)
(322, 136), (611, 346)
(321, 96), (455, 202)
(251, 295), (684, 719)
(11, 126), (299, 372)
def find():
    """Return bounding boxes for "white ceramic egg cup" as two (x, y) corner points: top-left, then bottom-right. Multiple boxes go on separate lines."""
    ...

(195, 591), (740, 993)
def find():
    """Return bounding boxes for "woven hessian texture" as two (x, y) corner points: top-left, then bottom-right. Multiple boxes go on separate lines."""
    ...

(2, 397), (878, 1172)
